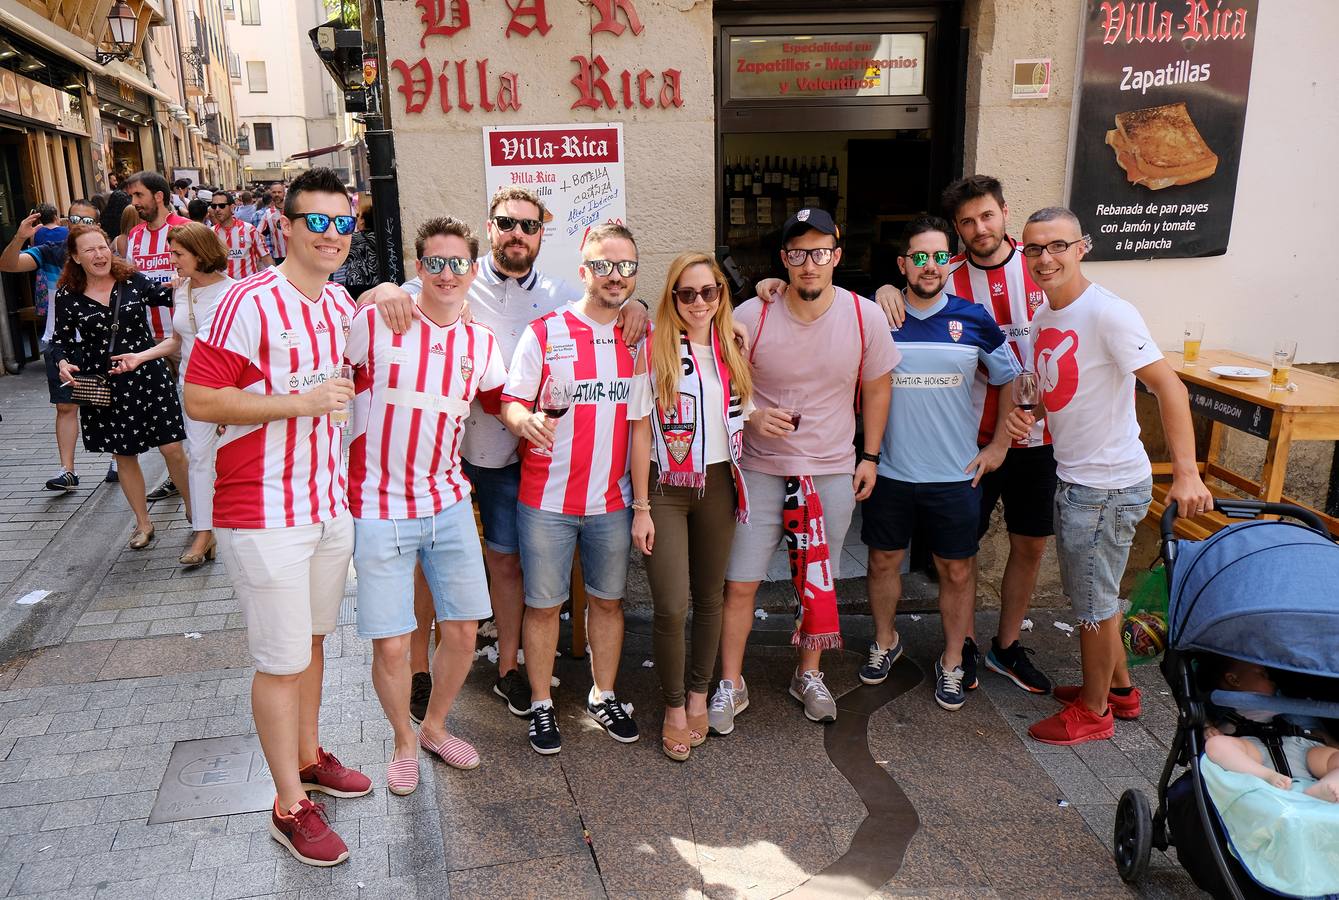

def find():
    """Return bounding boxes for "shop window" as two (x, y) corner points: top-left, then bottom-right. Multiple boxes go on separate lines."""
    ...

(254, 123), (274, 151)
(247, 61), (267, 93)
(240, 0), (260, 25)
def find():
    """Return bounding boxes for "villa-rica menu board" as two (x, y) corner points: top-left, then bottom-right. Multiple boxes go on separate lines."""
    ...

(1068, 0), (1259, 260)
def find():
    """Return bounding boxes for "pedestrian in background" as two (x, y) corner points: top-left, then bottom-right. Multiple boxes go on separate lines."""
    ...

(629, 251), (754, 760)
(338, 196), (380, 299)
(159, 222), (234, 567)
(33, 203), (67, 247)
(113, 204), (139, 259)
(51, 224), (190, 549)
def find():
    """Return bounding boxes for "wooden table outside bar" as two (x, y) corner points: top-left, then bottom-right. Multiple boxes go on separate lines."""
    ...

(1146, 348), (1339, 540)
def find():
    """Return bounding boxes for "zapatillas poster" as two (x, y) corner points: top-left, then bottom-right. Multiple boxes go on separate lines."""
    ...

(1066, 0), (1259, 260)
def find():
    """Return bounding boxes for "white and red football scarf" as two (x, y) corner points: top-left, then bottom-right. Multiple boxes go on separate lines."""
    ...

(782, 475), (842, 651)
(650, 330), (749, 522)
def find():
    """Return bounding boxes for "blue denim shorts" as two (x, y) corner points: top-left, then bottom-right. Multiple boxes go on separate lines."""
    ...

(463, 460), (520, 555)
(352, 500), (492, 638)
(1053, 478), (1152, 624)
(516, 503), (632, 608)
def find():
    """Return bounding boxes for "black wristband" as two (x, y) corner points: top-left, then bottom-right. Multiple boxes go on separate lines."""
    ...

(859, 451), (880, 464)
(633, 298), (649, 310)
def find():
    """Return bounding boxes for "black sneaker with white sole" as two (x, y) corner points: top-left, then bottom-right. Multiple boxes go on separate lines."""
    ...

(408, 672), (432, 724)
(985, 637), (1052, 694)
(44, 471), (79, 492)
(586, 692), (640, 743)
(146, 479), (179, 501)
(961, 637), (980, 690)
(528, 704), (562, 755)
(494, 669), (532, 717)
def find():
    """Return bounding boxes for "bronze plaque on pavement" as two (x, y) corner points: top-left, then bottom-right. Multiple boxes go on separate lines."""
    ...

(148, 734), (274, 824)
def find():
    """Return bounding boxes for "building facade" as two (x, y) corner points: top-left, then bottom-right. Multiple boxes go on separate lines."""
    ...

(382, 0), (1338, 365)
(225, 0), (357, 186)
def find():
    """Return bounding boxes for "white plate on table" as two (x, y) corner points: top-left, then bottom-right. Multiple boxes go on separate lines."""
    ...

(1210, 365), (1269, 381)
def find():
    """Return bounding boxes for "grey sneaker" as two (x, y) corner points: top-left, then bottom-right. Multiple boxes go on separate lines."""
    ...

(789, 669), (837, 723)
(707, 678), (749, 736)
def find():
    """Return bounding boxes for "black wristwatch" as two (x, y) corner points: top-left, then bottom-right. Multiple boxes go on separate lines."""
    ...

(859, 451), (880, 464)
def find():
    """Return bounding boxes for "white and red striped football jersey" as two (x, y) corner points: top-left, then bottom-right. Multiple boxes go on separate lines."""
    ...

(185, 268), (357, 529)
(502, 305), (636, 516)
(345, 305), (506, 520)
(126, 214), (190, 341)
(260, 208), (288, 259)
(213, 218), (267, 280)
(948, 238), (1050, 448)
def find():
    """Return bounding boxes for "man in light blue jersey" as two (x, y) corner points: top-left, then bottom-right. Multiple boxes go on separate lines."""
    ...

(859, 216), (1020, 712)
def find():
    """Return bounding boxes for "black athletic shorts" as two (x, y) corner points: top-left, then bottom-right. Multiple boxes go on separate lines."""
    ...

(977, 444), (1058, 539)
(862, 476), (982, 560)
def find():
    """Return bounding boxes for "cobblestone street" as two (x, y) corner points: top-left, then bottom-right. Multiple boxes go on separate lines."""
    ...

(1, 367), (1203, 898)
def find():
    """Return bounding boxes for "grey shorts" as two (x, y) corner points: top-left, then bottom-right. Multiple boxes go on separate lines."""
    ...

(1054, 478), (1152, 624)
(725, 470), (857, 583)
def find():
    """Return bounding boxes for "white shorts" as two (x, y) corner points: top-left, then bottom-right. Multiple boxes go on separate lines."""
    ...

(724, 470), (857, 583)
(216, 511), (354, 675)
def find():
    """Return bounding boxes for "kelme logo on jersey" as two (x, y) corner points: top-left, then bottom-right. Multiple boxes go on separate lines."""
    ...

(429, 342), (446, 356)
(990, 282), (1005, 296)
(459, 356), (474, 381)
(948, 320), (963, 342)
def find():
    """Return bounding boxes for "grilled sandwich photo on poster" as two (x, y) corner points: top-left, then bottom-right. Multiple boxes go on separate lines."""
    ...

(1067, 0), (1258, 261)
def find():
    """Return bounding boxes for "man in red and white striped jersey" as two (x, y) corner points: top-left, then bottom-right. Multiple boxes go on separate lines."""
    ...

(185, 167), (370, 868)
(259, 182), (288, 264)
(345, 217), (506, 791)
(210, 190), (273, 279)
(500, 222), (641, 756)
(876, 175), (1056, 696)
(123, 171), (191, 342)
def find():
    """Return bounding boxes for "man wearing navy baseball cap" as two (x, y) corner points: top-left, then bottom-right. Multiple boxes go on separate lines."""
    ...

(708, 208), (899, 734)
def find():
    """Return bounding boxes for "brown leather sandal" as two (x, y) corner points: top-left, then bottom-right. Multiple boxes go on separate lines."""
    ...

(661, 723), (692, 761)
(687, 712), (709, 748)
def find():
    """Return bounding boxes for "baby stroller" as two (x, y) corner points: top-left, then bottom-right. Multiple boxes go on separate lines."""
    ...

(1115, 498), (1339, 899)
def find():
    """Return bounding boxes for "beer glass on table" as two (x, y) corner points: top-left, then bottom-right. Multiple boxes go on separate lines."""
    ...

(1271, 340), (1297, 392)
(1182, 321), (1204, 366)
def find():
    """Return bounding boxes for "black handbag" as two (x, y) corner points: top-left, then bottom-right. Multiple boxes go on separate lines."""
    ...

(70, 283), (123, 408)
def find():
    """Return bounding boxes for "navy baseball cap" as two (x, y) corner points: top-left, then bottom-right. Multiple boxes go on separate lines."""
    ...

(781, 208), (840, 244)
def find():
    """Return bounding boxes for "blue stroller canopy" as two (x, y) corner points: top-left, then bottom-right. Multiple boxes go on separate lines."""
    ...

(1168, 519), (1339, 678)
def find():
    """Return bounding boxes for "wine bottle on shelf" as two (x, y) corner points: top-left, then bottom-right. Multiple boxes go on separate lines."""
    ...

(827, 157), (840, 210)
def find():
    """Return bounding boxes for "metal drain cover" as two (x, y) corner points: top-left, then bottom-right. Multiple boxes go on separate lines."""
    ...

(148, 734), (274, 824)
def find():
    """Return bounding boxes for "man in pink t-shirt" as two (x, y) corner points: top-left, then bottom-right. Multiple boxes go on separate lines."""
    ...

(710, 208), (899, 734)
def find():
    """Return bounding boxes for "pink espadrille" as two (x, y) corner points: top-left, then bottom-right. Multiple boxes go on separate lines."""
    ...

(386, 756), (420, 796)
(419, 732), (480, 770)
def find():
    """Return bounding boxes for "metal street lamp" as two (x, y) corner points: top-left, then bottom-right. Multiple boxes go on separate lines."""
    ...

(203, 94), (219, 117)
(97, 2), (138, 65)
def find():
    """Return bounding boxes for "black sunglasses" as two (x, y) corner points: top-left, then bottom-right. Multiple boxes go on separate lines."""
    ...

(210, 203), (231, 209)
(903, 250), (952, 267)
(294, 212), (356, 236)
(673, 284), (723, 305)
(421, 255), (473, 276)
(584, 259), (638, 278)
(491, 215), (543, 236)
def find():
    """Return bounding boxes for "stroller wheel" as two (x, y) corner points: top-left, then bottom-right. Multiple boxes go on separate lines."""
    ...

(1114, 788), (1153, 883)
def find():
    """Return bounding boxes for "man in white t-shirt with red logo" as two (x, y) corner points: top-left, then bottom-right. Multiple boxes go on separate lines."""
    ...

(124, 171), (191, 342)
(185, 167), (371, 866)
(345, 216), (506, 794)
(211, 190), (273, 279)
(500, 222), (641, 756)
(1005, 207), (1210, 746)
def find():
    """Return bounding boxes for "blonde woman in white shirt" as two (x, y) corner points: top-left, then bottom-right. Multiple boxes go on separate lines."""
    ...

(163, 222), (235, 567)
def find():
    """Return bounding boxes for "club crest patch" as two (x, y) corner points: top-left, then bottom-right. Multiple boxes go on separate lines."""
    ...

(459, 356), (474, 381)
(948, 320), (963, 342)
(663, 394), (697, 464)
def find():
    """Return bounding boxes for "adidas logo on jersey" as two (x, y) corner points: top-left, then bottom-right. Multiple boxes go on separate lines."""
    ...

(314, 321), (329, 334)
(430, 342), (446, 355)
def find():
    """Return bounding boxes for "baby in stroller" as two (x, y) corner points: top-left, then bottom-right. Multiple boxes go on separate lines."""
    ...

(1204, 658), (1339, 802)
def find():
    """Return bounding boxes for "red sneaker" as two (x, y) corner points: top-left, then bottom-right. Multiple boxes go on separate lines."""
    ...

(299, 747), (372, 798)
(1053, 684), (1142, 719)
(269, 798), (349, 867)
(1029, 702), (1115, 746)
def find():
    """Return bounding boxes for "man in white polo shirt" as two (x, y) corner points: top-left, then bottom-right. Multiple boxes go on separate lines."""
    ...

(346, 216), (506, 795)
(372, 187), (647, 724)
(1005, 207), (1210, 746)
(185, 167), (371, 867)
